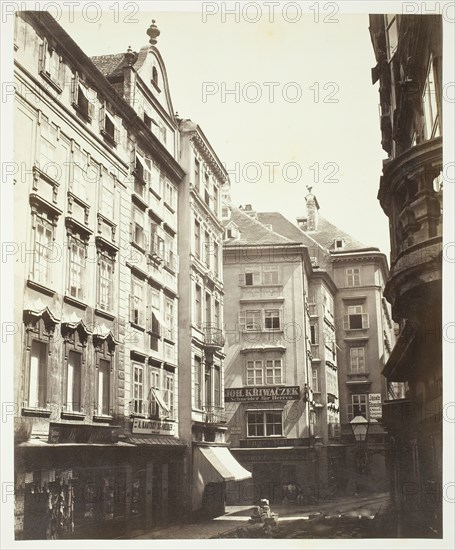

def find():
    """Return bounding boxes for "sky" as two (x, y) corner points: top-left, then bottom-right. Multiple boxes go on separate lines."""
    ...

(56, 2), (391, 257)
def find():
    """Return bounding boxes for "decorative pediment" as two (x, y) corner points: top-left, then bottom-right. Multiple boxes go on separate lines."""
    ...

(23, 299), (59, 334)
(93, 322), (118, 352)
(61, 311), (92, 344)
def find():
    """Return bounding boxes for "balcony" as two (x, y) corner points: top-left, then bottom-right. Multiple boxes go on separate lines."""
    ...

(378, 137), (442, 319)
(202, 404), (226, 424)
(203, 325), (225, 350)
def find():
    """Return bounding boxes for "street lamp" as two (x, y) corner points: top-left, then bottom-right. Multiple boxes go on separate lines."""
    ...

(350, 415), (370, 443)
(350, 415), (370, 493)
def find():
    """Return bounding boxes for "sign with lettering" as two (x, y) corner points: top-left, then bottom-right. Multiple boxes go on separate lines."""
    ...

(48, 423), (119, 444)
(240, 437), (307, 448)
(368, 393), (382, 419)
(225, 386), (300, 402)
(230, 426), (242, 435)
(132, 418), (177, 436)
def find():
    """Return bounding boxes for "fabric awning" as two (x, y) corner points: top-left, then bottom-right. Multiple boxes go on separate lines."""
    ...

(150, 388), (169, 412)
(196, 446), (252, 482)
(125, 436), (186, 447)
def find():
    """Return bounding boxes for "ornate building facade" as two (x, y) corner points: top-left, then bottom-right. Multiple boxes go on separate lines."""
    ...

(369, 14), (443, 536)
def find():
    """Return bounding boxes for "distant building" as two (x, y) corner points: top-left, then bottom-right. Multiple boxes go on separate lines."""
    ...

(258, 192), (395, 496)
(369, 14), (443, 536)
(222, 205), (316, 505)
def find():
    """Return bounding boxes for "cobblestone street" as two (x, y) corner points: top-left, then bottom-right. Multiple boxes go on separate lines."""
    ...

(131, 492), (391, 539)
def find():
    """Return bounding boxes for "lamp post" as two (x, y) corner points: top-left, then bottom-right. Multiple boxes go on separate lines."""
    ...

(350, 414), (370, 495)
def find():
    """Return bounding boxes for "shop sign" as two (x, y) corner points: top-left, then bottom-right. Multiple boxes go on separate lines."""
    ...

(240, 438), (307, 448)
(230, 426), (242, 435)
(225, 386), (300, 402)
(48, 422), (119, 444)
(369, 393), (382, 419)
(132, 418), (177, 436)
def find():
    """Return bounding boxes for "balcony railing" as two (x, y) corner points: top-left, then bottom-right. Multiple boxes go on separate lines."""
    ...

(203, 326), (225, 349)
(202, 404), (226, 424)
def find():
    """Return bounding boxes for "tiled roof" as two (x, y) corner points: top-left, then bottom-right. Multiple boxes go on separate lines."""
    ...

(90, 52), (137, 78)
(224, 208), (293, 246)
(257, 212), (371, 253)
(307, 214), (371, 252)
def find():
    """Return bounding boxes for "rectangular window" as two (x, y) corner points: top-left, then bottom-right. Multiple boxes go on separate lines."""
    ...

(213, 185), (219, 216)
(244, 267), (261, 286)
(71, 147), (88, 201)
(245, 310), (261, 331)
(33, 215), (53, 285)
(194, 158), (200, 190)
(39, 117), (58, 173)
(385, 15), (398, 60)
(247, 410), (283, 437)
(133, 363), (145, 415)
(149, 369), (160, 418)
(310, 323), (318, 345)
(312, 366), (319, 393)
(132, 206), (145, 249)
(265, 359), (282, 384)
(344, 305), (369, 330)
(194, 220), (201, 258)
(213, 242), (219, 277)
(264, 309), (281, 330)
(346, 268), (361, 287)
(214, 300), (220, 328)
(194, 356), (202, 409)
(130, 276), (144, 326)
(163, 374), (174, 419)
(262, 265), (280, 285)
(39, 40), (62, 85)
(68, 237), (86, 300)
(246, 360), (263, 385)
(101, 170), (115, 218)
(165, 180), (174, 209)
(164, 299), (174, 340)
(350, 394), (368, 419)
(195, 285), (202, 328)
(98, 254), (114, 311)
(423, 55), (440, 140)
(350, 347), (366, 373)
(67, 350), (82, 412)
(204, 231), (210, 268)
(214, 367), (221, 407)
(205, 292), (211, 326)
(97, 359), (110, 416)
(29, 340), (47, 408)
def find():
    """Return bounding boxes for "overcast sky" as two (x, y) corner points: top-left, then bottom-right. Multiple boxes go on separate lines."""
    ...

(57, 3), (390, 257)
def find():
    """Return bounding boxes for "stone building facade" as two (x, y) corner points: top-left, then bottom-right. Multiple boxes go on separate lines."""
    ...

(369, 13), (443, 536)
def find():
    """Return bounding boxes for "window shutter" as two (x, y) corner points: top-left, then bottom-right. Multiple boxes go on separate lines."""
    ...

(39, 38), (47, 73)
(99, 102), (105, 132)
(57, 56), (64, 87)
(114, 124), (120, 145)
(174, 254), (179, 273)
(129, 295), (134, 322)
(343, 315), (349, 330)
(71, 73), (79, 104)
(129, 143), (136, 174)
(238, 273), (245, 285)
(88, 98), (95, 121)
(129, 222), (134, 242)
(362, 313), (369, 329)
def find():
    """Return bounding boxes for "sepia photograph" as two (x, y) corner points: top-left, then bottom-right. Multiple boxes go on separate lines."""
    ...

(0, 1), (453, 547)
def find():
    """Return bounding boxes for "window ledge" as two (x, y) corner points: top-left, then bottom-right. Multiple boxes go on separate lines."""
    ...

(130, 241), (147, 255)
(92, 415), (113, 423)
(164, 201), (175, 214)
(63, 294), (88, 310)
(39, 70), (63, 94)
(100, 129), (117, 147)
(149, 186), (162, 202)
(22, 407), (52, 418)
(132, 192), (149, 210)
(61, 411), (86, 420)
(26, 278), (56, 297)
(95, 308), (116, 321)
(130, 322), (146, 332)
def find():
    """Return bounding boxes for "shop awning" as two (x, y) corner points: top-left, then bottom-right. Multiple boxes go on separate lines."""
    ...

(125, 436), (186, 447)
(196, 445), (252, 482)
(150, 388), (169, 412)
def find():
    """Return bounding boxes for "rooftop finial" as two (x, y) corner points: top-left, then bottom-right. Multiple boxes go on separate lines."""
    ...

(124, 45), (135, 66)
(306, 185), (313, 194)
(147, 19), (160, 46)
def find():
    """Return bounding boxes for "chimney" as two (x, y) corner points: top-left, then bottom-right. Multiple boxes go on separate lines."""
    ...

(305, 192), (320, 232)
(242, 204), (258, 219)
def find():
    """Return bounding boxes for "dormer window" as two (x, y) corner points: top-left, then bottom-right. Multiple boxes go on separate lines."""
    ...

(334, 238), (344, 249)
